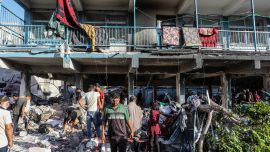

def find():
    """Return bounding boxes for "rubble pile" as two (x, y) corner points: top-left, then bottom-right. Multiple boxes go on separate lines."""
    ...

(13, 103), (86, 152)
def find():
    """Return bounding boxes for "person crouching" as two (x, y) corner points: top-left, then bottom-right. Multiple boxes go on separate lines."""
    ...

(63, 107), (84, 133)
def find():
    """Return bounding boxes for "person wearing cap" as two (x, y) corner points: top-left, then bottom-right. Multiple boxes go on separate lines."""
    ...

(13, 93), (31, 134)
(101, 93), (134, 152)
(0, 95), (13, 152)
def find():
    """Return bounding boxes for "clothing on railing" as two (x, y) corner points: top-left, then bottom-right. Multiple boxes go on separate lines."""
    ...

(162, 26), (180, 46)
(48, 12), (65, 39)
(182, 27), (201, 47)
(80, 24), (96, 51)
(198, 28), (218, 47)
(56, 0), (80, 28)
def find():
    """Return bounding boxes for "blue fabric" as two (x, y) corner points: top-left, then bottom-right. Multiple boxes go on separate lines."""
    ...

(86, 111), (101, 138)
(0, 146), (7, 152)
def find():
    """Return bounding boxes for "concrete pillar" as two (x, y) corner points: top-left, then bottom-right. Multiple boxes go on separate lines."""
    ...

(63, 81), (68, 100)
(263, 75), (270, 92)
(128, 73), (134, 98)
(176, 73), (186, 104)
(220, 73), (232, 109)
(19, 72), (31, 97)
(75, 74), (83, 89)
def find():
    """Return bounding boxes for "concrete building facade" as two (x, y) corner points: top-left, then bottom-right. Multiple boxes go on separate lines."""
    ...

(0, 0), (270, 106)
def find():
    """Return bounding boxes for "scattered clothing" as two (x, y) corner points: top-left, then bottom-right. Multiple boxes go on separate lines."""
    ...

(198, 28), (219, 47)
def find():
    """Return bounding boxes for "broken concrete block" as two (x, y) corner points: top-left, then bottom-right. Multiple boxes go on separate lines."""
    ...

(19, 131), (28, 137)
(29, 147), (51, 152)
(38, 140), (51, 148)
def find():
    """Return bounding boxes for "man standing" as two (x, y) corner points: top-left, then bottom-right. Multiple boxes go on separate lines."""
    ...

(13, 93), (31, 134)
(128, 95), (143, 152)
(8, 93), (19, 111)
(21, 93), (31, 134)
(101, 94), (134, 152)
(84, 85), (101, 138)
(95, 83), (104, 110)
(75, 88), (85, 104)
(128, 96), (143, 133)
(0, 96), (13, 152)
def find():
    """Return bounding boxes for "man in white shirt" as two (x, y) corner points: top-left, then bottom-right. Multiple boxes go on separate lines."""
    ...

(21, 93), (31, 134)
(0, 95), (13, 152)
(82, 85), (100, 138)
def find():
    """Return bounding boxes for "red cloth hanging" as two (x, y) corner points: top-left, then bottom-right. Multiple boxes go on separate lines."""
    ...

(56, 0), (80, 28)
(198, 28), (218, 47)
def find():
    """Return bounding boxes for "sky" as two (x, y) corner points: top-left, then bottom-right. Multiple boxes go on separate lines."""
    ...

(2, 0), (25, 20)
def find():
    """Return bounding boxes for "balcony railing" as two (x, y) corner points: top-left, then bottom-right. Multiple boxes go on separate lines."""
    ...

(0, 24), (270, 52)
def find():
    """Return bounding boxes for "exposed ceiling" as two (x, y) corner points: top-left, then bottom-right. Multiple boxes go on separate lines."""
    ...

(19, 0), (270, 15)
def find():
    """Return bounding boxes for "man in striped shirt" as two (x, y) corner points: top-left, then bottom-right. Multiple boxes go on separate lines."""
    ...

(101, 93), (134, 152)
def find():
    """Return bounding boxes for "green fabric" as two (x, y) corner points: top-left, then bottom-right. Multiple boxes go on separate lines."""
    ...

(48, 11), (65, 39)
(104, 104), (130, 121)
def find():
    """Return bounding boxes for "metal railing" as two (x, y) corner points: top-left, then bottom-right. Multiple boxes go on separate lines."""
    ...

(0, 24), (270, 52)
(0, 5), (24, 25)
(0, 24), (64, 47)
(214, 30), (270, 51)
(68, 26), (159, 48)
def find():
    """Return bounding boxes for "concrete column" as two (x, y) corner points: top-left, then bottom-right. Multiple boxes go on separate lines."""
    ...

(19, 72), (31, 97)
(128, 73), (134, 98)
(176, 73), (186, 104)
(63, 81), (68, 100)
(220, 73), (232, 109)
(263, 75), (270, 92)
(75, 74), (83, 89)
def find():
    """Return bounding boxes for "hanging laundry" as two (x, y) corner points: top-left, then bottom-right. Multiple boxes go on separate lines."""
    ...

(56, 0), (80, 28)
(48, 12), (65, 39)
(162, 26), (180, 46)
(80, 24), (96, 51)
(182, 27), (201, 47)
(198, 28), (219, 47)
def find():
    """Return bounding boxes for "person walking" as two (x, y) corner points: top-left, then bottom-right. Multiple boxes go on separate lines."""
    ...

(101, 93), (134, 152)
(84, 85), (101, 138)
(0, 96), (13, 152)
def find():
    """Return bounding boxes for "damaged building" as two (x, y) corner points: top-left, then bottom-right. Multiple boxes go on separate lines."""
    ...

(0, 0), (270, 151)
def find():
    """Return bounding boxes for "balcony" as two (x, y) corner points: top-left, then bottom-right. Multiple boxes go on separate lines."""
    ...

(1, 24), (270, 53)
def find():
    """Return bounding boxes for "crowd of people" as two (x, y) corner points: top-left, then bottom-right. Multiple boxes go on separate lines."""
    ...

(0, 83), (163, 152)
(234, 89), (264, 104)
